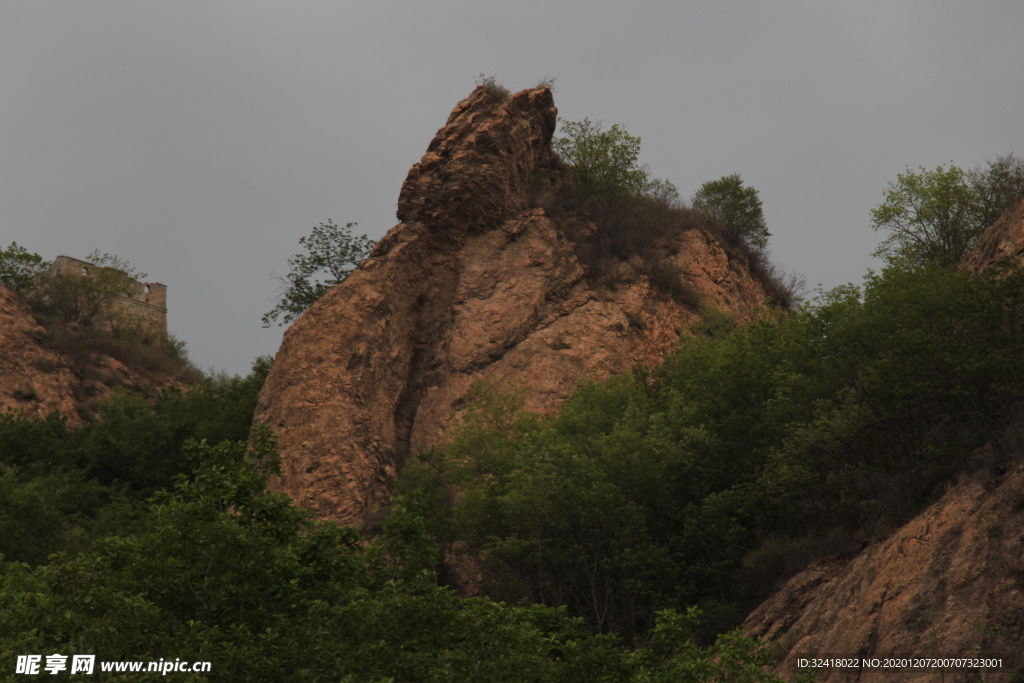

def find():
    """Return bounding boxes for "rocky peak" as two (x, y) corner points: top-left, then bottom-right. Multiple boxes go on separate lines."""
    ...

(254, 86), (773, 528)
(396, 86), (556, 232)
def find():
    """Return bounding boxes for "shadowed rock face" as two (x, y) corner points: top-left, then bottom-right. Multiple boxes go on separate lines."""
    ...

(743, 445), (1024, 682)
(254, 85), (770, 528)
(963, 197), (1024, 272)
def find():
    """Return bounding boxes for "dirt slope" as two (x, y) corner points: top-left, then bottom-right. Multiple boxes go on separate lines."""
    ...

(0, 285), (83, 420)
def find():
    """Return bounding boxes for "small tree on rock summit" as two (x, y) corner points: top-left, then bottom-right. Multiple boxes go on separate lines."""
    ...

(263, 220), (375, 327)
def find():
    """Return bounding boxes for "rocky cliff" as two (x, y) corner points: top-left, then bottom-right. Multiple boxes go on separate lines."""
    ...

(254, 85), (772, 528)
(741, 199), (1024, 682)
(743, 442), (1024, 682)
(963, 196), (1024, 273)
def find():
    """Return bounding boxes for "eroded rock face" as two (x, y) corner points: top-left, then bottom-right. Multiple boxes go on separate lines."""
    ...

(254, 86), (770, 527)
(963, 197), (1024, 272)
(743, 446), (1024, 682)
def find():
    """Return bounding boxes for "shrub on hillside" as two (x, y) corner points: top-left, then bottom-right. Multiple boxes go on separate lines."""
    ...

(0, 242), (48, 293)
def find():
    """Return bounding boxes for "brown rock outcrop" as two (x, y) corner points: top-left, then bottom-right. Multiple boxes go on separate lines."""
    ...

(254, 85), (771, 528)
(0, 285), (83, 420)
(963, 196), (1024, 272)
(743, 445), (1024, 682)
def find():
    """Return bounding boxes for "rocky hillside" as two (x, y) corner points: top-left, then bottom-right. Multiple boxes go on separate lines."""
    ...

(743, 442), (1024, 682)
(0, 284), (189, 422)
(741, 199), (1024, 682)
(254, 85), (773, 528)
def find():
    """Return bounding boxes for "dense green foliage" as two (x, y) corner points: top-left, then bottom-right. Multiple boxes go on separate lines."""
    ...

(263, 220), (375, 327)
(398, 262), (1024, 639)
(0, 394), (784, 682)
(871, 155), (1024, 266)
(0, 357), (271, 566)
(545, 118), (798, 309)
(552, 119), (679, 203)
(692, 175), (770, 250)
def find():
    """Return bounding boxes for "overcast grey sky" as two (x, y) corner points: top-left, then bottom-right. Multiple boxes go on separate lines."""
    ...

(2, 2), (1021, 375)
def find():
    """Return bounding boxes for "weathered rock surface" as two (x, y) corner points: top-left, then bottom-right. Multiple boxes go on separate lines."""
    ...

(254, 85), (771, 528)
(743, 445), (1024, 682)
(964, 197), (1024, 272)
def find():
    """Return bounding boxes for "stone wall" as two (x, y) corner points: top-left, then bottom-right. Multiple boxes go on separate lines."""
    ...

(48, 255), (168, 335)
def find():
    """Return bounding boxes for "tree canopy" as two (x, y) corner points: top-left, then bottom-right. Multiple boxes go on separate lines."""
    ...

(691, 175), (770, 250)
(552, 118), (678, 202)
(0, 242), (48, 293)
(871, 155), (1024, 266)
(262, 220), (375, 327)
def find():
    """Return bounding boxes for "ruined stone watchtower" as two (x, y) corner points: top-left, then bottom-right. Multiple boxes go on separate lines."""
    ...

(48, 255), (168, 335)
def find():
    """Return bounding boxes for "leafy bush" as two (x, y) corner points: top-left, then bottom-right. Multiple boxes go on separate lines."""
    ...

(0, 242), (48, 293)
(692, 174), (770, 251)
(553, 118), (677, 203)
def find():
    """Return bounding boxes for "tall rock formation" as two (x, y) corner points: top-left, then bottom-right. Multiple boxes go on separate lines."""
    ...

(254, 85), (771, 527)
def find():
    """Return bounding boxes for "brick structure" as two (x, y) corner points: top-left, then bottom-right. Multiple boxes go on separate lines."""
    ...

(48, 256), (167, 335)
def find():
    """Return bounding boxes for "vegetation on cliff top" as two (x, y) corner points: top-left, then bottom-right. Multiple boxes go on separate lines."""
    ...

(545, 117), (801, 310)
(1, 245), (199, 394)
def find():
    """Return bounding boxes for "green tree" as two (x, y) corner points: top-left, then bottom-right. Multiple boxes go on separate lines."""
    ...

(553, 118), (678, 202)
(870, 164), (981, 265)
(871, 156), (1024, 266)
(0, 242), (48, 293)
(692, 175), (770, 250)
(262, 220), (375, 327)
